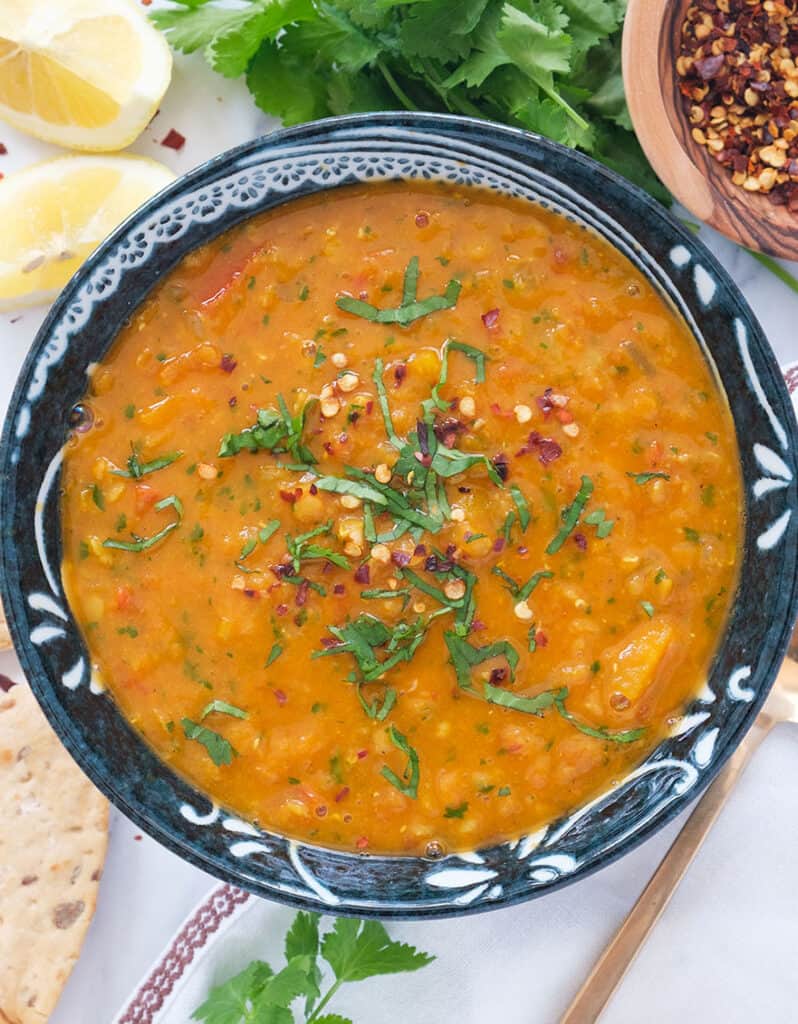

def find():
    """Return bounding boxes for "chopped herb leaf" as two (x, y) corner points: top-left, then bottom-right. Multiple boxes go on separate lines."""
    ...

(313, 345), (326, 367)
(103, 494), (183, 552)
(640, 600), (655, 618)
(546, 475), (594, 554)
(510, 485), (531, 531)
(484, 683), (560, 715)
(91, 483), (104, 510)
(181, 718), (235, 766)
(554, 693), (646, 744)
(265, 642), (283, 667)
(684, 527), (700, 543)
(337, 258), (461, 327)
(444, 802), (469, 819)
(627, 471), (670, 485)
(381, 724), (419, 799)
(113, 447), (183, 479)
(200, 699), (248, 721)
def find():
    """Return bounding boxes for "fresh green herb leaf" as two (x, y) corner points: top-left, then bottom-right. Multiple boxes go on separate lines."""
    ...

(103, 494), (183, 553)
(181, 718), (235, 766)
(444, 801), (469, 819)
(684, 527), (700, 543)
(547, 475), (594, 554)
(200, 699), (248, 721)
(124, 403), (136, 419)
(554, 693), (646, 744)
(627, 471), (670, 485)
(380, 724), (420, 799)
(321, 916), (434, 985)
(510, 485), (531, 530)
(484, 683), (561, 715)
(337, 259), (461, 326)
(113, 447), (183, 479)
(313, 345), (327, 368)
(266, 642), (283, 667)
(259, 520), (281, 544)
(91, 483), (105, 510)
(640, 600), (655, 618)
(444, 631), (519, 692)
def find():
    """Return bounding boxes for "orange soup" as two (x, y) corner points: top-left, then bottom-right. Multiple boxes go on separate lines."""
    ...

(60, 182), (742, 856)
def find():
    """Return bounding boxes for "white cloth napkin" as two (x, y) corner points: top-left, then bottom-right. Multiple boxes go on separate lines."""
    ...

(100, 727), (798, 1024)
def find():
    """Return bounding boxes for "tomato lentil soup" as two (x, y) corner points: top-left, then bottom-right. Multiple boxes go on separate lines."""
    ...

(60, 182), (742, 856)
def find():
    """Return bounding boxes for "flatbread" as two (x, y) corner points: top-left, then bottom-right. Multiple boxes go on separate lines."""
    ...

(0, 681), (108, 1023)
(0, 601), (10, 651)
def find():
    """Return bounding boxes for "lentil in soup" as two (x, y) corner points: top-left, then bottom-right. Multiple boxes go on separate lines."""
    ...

(61, 182), (742, 856)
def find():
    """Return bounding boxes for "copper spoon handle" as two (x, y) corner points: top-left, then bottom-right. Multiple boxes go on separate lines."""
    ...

(560, 712), (774, 1024)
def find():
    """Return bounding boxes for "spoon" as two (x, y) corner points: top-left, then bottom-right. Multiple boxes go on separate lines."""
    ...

(561, 642), (798, 1024)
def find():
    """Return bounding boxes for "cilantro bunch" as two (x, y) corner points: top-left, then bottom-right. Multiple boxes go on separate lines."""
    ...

(192, 911), (434, 1024)
(152, 0), (668, 200)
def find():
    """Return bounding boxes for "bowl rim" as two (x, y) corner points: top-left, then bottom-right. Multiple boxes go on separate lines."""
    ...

(2, 110), (797, 918)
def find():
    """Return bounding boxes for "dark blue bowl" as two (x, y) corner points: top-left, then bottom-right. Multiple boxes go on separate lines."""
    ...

(2, 113), (796, 918)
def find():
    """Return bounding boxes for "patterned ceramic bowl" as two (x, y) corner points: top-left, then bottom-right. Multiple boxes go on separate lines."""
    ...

(2, 113), (796, 919)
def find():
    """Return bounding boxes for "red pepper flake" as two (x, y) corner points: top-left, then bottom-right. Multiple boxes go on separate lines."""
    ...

(228, 396), (237, 408)
(354, 564), (370, 584)
(334, 787), (350, 802)
(134, 834), (143, 841)
(391, 551), (411, 568)
(516, 432), (563, 465)
(309, 483), (318, 495)
(279, 487), (302, 503)
(220, 353), (237, 373)
(243, 588), (259, 598)
(415, 211), (430, 227)
(535, 630), (548, 648)
(295, 579), (310, 607)
(357, 749), (369, 759)
(0, 144), (7, 156)
(481, 308), (500, 329)
(275, 603), (288, 616)
(490, 402), (513, 418)
(160, 128), (186, 151)
(0, 674), (17, 693)
(365, 400), (374, 415)
(274, 688), (287, 705)
(573, 532), (588, 551)
(323, 441), (335, 456)
(489, 667), (507, 685)
(356, 836), (369, 850)
(537, 388), (554, 418)
(338, 432), (349, 445)
(414, 544), (427, 557)
(333, 583), (345, 595)
(470, 619), (487, 633)
(315, 805), (328, 817)
(393, 363), (407, 386)
(492, 453), (509, 481)
(493, 537), (505, 552)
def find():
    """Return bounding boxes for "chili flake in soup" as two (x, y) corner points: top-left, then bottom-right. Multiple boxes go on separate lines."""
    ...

(61, 183), (742, 856)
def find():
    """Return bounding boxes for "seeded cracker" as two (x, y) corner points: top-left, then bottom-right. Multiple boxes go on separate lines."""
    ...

(0, 682), (108, 1023)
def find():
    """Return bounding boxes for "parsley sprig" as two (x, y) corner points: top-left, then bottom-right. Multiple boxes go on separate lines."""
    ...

(192, 911), (434, 1024)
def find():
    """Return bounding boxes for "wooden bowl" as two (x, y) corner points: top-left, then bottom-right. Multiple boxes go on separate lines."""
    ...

(623, 0), (798, 260)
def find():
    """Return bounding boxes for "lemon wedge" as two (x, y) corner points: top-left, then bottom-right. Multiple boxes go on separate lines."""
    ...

(0, 155), (175, 311)
(0, 0), (172, 151)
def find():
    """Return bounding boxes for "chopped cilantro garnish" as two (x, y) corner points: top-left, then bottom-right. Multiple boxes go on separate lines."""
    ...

(181, 718), (236, 766)
(200, 699), (248, 721)
(113, 446), (183, 479)
(444, 802), (469, 819)
(546, 475), (594, 554)
(381, 724), (419, 799)
(337, 257), (461, 327)
(510, 485), (531, 531)
(627, 471), (670, 485)
(219, 396), (317, 465)
(103, 494), (183, 553)
(265, 642), (283, 667)
(584, 507), (615, 539)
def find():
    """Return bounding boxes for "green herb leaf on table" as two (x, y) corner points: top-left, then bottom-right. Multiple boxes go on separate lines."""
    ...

(321, 917), (434, 983)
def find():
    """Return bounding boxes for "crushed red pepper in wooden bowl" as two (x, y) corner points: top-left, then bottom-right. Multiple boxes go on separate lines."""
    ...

(677, 0), (798, 209)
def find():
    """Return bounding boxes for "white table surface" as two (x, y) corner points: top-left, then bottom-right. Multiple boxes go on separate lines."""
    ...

(1, 51), (797, 1024)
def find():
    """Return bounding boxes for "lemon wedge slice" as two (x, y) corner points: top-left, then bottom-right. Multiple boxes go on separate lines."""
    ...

(0, 155), (175, 311)
(0, 0), (172, 151)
